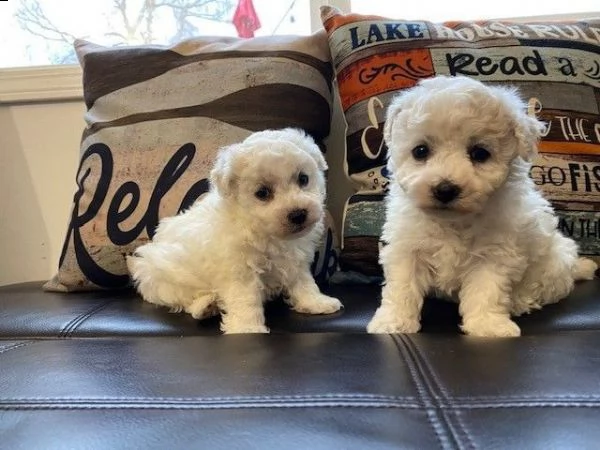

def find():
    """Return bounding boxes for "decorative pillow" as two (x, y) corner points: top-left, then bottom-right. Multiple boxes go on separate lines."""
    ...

(321, 6), (600, 276)
(45, 32), (337, 292)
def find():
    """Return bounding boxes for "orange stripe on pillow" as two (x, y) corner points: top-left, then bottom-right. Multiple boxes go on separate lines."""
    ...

(539, 141), (600, 155)
(337, 49), (434, 111)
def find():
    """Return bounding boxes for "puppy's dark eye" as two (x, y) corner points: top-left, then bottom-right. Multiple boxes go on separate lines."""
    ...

(411, 145), (430, 161)
(469, 146), (491, 163)
(298, 172), (309, 187)
(254, 186), (273, 201)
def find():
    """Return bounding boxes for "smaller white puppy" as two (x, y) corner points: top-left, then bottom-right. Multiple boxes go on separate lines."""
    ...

(368, 76), (597, 337)
(127, 128), (342, 334)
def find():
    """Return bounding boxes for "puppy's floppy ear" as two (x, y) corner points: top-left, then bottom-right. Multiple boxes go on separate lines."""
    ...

(514, 112), (546, 162)
(383, 95), (405, 149)
(302, 140), (328, 172)
(494, 85), (546, 162)
(210, 144), (240, 197)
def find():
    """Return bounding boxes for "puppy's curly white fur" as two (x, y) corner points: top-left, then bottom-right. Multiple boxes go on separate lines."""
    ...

(127, 128), (342, 334)
(368, 76), (597, 337)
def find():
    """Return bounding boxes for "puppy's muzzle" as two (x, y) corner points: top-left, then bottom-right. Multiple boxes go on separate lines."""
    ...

(288, 208), (308, 226)
(432, 180), (461, 204)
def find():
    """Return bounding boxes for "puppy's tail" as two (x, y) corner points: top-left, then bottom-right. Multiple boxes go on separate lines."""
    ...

(572, 257), (598, 281)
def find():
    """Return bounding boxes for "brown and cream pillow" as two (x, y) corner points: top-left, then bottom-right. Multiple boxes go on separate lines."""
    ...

(45, 32), (337, 292)
(321, 6), (600, 277)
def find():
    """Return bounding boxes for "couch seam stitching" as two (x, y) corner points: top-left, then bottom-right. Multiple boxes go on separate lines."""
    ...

(2, 401), (599, 410)
(0, 341), (33, 355)
(66, 300), (116, 336)
(0, 394), (417, 402)
(3, 397), (599, 406)
(0, 404), (415, 411)
(5, 401), (599, 411)
(449, 395), (600, 400)
(59, 300), (114, 337)
(405, 335), (477, 450)
(400, 334), (466, 450)
(391, 334), (452, 450)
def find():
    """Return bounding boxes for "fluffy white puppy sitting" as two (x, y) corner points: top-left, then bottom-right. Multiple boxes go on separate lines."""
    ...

(127, 128), (342, 334)
(368, 76), (597, 337)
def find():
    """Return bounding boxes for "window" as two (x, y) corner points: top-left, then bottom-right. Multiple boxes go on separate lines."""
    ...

(0, 0), (312, 68)
(2, 0), (599, 68)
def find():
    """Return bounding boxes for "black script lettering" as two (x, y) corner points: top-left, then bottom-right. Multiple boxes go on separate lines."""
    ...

(60, 142), (206, 289)
(178, 178), (210, 213)
(523, 51), (547, 75)
(446, 50), (547, 77)
(58, 143), (130, 288)
(557, 57), (578, 76)
(475, 56), (495, 75)
(107, 181), (142, 246)
(446, 53), (477, 76)
(500, 56), (525, 75)
(107, 143), (197, 244)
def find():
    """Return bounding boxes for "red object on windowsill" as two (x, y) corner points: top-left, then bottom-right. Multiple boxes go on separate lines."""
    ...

(232, 0), (261, 38)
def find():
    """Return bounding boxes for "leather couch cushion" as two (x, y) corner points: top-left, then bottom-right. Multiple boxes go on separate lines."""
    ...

(2, 333), (600, 448)
(1, 280), (599, 337)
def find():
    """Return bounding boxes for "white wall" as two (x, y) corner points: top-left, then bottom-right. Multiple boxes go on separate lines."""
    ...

(0, 101), (85, 285)
(0, 96), (353, 286)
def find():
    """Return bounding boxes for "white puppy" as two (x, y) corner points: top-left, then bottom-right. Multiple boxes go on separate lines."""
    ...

(368, 76), (597, 337)
(127, 128), (342, 334)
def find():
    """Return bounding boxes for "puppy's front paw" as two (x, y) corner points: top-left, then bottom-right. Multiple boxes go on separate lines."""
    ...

(573, 257), (598, 281)
(461, 314), (521, 337)
(367, 308), (421, 334)
(292, 294), (343, 315)
(185, 301), (219, 320)
(221, 324), (270, 334)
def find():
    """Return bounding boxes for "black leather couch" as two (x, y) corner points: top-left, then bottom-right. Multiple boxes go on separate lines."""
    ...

(2, 278), (600, 449)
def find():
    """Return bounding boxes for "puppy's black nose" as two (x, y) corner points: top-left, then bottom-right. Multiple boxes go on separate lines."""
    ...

(432, 181), (461, 204)
(288, 209), (308, 226)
